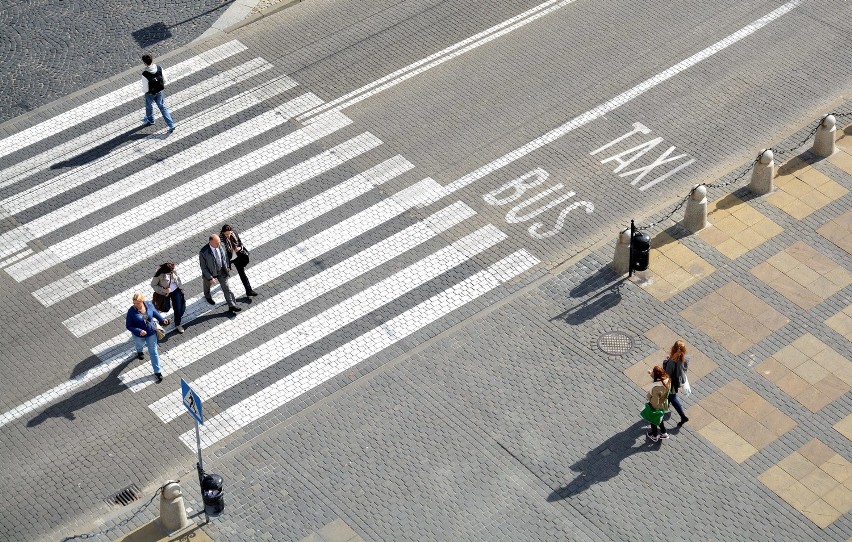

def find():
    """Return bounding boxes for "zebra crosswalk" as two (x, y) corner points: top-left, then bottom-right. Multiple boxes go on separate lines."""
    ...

(0, 41), (539, 449)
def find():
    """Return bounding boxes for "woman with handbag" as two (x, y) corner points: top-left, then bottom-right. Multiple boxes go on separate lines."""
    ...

(151, 262), (186, 333)
(220, 224), (258, 297)
(643, 365), (672, 442)
(662, 339), (690, 424)
(126, 292), (169, 383)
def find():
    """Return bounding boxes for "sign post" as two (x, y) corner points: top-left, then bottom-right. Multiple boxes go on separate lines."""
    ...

(180, 378), (208, 523)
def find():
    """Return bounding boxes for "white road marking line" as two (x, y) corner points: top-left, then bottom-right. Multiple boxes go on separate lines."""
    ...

(1, 74), (297, 216)
(431, 0), (803, 200)
(182, 249), (540, 449)
(0, 159), (413, 429)
(149, 223), (504, 410)
(64, 156), (414, 338)
(297, 0), (574, 122)
(0, 58), (276, 189)
(30, 128), (374, 306)
(11, 110), (350, 282)
(0, 93), (324, 264)
(0, 41), (246, 162)
(149, 202), (474, 421)
(114, 176), (443, 385)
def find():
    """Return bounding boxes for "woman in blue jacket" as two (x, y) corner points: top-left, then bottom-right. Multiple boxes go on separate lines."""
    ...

(126, 292), (170, 383)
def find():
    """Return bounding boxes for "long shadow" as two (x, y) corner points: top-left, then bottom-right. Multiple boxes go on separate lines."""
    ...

(28, 354), (137, 426)
(551, 275), (627, 326)
(547, 420), (657, 501)
(50, 125), (152, 170)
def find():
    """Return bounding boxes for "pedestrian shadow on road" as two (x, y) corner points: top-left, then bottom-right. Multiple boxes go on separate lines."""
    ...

(551, 267), (626, 326)
(547, 420), (656, 501)
(27, 355), (135, 427)
(50, 125), (151, 170)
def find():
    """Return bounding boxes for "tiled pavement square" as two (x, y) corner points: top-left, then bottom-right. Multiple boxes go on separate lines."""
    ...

(624, 324), (718, 390)
(751, 242), (852, 311)
(825, 304), (852, 341)
(817, 209), (852, 254)
(301, 518), (365, 542)
(828, 142), (852, 176)
(640, 231), (715, 301)
(834, 414), (852, 441)
(697, 194), (783, 259)
(759, 439), (852, 528)
(754, 334), (851, 412)
(680, 281), (788, 355)
(767, 163), (848, 220)
(688, 380), (796, 463)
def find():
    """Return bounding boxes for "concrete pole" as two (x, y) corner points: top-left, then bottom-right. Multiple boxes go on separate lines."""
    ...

(160, 481), (191, 533)
(612, 228), (631, 275)
(683, 184), (708, 233)
(749, 149), (775, 195)
(811, 114), (836, 157)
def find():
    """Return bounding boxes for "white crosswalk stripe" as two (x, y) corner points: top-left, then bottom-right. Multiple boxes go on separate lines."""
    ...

(181, 249), (540, 449)
(0, 58), (276, 189)
(0, 74), (298, 216)
(0, 40), (246, 162)
(143, 223), (504, 409)
(148, 201), (475, 421)
(63, 155), (415, 338)
(2, 93), (328, 268)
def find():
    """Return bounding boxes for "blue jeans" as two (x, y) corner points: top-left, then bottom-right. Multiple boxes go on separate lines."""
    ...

(670, 393), (687, 420)
(133, 333), (162, 374)
(169, 288), (186, 326)
(143, 91), (175, 129)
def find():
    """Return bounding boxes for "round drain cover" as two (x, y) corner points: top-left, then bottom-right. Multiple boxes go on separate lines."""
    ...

(597, 331), (634, 356)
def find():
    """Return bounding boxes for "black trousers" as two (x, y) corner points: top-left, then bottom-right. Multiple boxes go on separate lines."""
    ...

(233, 254), (252, 293)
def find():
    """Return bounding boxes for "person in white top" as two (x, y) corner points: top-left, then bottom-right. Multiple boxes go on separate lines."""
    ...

(141, 53), (175, 131)
(151, 262), (187, 333)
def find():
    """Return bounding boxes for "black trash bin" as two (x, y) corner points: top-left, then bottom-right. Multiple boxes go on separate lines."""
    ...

(201, 473), (225, 517)
(630, 229), (651, 272)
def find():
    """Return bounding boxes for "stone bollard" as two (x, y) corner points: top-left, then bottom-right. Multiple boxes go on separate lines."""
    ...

(749, 149), (775, 195)
(612, 228), (631, 275)
(683, 184), (708, 233)
(811, 114), (836, 157)
(160, 481), (191, 533)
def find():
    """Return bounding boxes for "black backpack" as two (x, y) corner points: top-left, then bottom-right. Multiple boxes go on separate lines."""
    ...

(143, 66), (165, 95)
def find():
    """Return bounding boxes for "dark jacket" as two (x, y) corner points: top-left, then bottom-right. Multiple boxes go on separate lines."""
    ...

(126, 301), (166, 337)
(663, 357), (689, 394)
(199, 243), (230, 280)
(220, 231), (246, 265)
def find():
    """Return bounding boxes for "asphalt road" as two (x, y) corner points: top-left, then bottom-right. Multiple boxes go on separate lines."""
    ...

(0, 0), (850, 539)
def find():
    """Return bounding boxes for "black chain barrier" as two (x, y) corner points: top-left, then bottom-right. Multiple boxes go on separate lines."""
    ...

(632, 111), (852, 232)
(60, 487), (163, 541)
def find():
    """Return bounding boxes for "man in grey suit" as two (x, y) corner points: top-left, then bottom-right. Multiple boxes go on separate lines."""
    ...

(199, 233), (241, 313)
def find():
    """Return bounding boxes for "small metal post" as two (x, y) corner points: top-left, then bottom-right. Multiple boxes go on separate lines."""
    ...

(195, 421), (209, 524)
(629, 220), (635, 277)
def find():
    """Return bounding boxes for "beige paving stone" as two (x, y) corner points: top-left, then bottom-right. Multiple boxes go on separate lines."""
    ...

(770, 275), (823, 310)
(832, 414), (852, 441)
(826, 267), (852, 288)
(715, 214), (746, 235)
(754, 308), (788, 330)
(740, 421), (777, 450)
(812, 375), (849, 404)
(786, 265), (822, 287)
(760, 409), (797, 436)
(715, 238), (748, 259)
(767, 251), (802, 273)
(752, 261), (784, 283)
(759, 465), (798, 493)
(817, 179), (849, 200)
(644, 324), (677, 348)
(750, 218), (783, 239)
(783, 178), (813, 199)
(740, 389), (781, 418)
(807, 190), (834, 211)
(800, 439), (840, 467)
(801, 468), (841, 496)
(804, 276), (841, 298)
(801, 499), (841, 529)
(766, 190), (798, 212)
(817, 210), (852, 254)
(731, 205), (765, 226)
(700, 392), (739, 421)
(821, 455), (851, 483)
(774, 345), (809, 369)
(796, 168), (832, 188)
(795, 386), (834, 413)
(684, 403), (714, 431)
(828, 148), (852, 173)
(822, 484), (852, 515)
(791, 333), (830, 355)
(792, 360), (830, 386)
(697, 225), (729, 245)
(755, 357), (790, 383)
(779, 452), (819, 479)
(777, 481), (820, 511)
(776, 371), (811, 397)
(624, 356), (657, 389)
(815, 349), (849, 373)
(825, 307), (852, 339)
(718, 380), (753, 405)
(698, 419), (757, 463)
(736, 227), (770, 250)
(834, 363), (852, 387)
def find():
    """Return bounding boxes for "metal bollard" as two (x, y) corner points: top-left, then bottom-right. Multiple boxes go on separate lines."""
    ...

(160, 481), (191, 533)
(811, 114), (836, 158)
(612, 228), (631, 275)
(683, 184), (708, 233)
(749, 149), (775, 195)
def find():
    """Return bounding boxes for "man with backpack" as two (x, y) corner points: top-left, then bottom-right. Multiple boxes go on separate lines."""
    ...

(141, 53), (175, 132)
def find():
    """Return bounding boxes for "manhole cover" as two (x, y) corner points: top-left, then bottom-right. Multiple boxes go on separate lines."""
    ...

(597, 331), (634, 356)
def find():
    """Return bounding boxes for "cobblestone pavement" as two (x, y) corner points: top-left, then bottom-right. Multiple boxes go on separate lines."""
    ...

(0, 0), (232, 123)
(0, 0), (850, 540)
